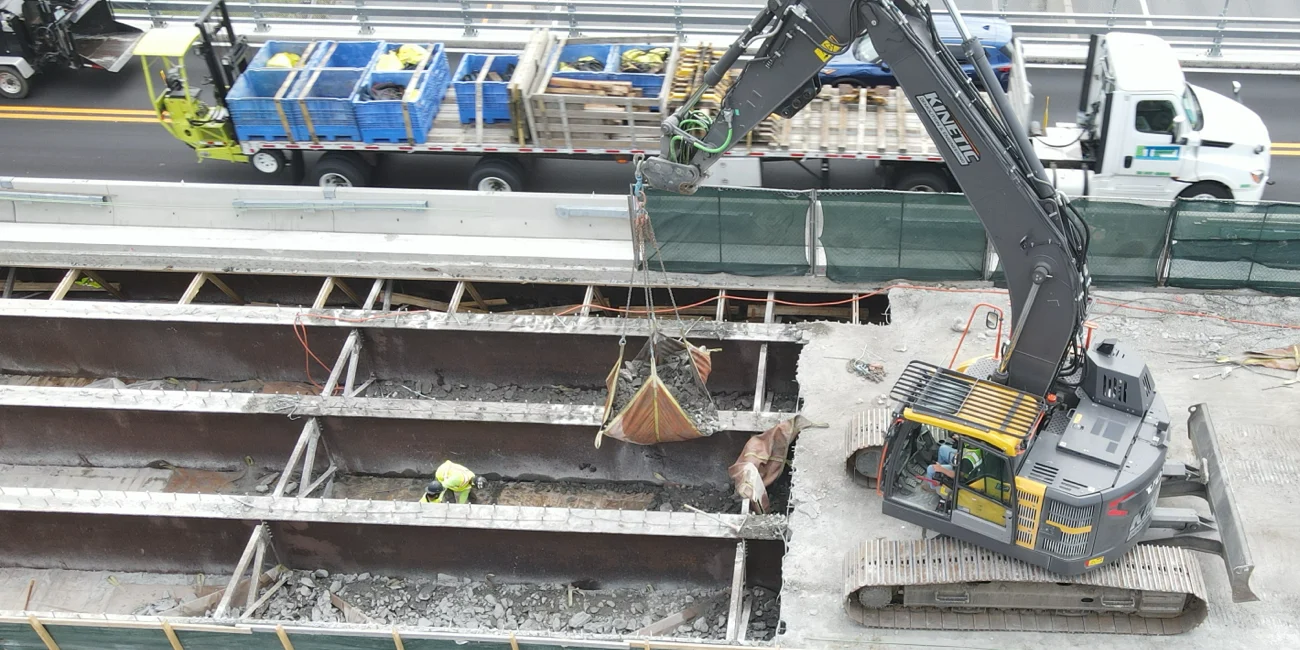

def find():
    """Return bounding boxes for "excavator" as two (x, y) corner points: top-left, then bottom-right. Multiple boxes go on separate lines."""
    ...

(641, 0), (1256, 634)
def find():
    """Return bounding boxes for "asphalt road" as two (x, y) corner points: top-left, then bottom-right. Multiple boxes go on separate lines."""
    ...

(0, 58), (1296, 200)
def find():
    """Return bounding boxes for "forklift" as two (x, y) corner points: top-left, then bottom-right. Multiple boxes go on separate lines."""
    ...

(0, 0), (142, 98)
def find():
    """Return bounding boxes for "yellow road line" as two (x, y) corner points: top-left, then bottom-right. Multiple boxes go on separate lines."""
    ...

(1272, 142), (1300, 149)
(0, 112), (160, 124)
(1271, 150), (1300, 157)
(0, 105), (157, 116)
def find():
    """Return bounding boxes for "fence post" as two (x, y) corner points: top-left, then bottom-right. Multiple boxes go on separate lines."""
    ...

(1106, 0), (1119, 27)
(355, 0), (374, 35)
(673, 0), (685, 41)
(1155, 199), (1180, 287)
(807, 189), (820, 277)
(567, 3), (580, 37)
(1245, 202), (1271, 290)
(144, 0), (166, 27)
(1208, 0), (1232, 57)
(250, 0), (269, 33)
(460, 0), (476, 37)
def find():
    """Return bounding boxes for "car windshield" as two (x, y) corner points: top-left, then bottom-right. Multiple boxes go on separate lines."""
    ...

(1181, 84), (1204, 131)
(853, 37), (880, 63)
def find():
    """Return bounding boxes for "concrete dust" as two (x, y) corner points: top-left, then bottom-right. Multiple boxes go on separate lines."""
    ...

(249, 569), (732, 638)
(331, 476), (739, 513)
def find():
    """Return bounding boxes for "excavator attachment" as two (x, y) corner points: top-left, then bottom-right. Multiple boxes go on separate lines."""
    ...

(1173, 404), (1256, 603)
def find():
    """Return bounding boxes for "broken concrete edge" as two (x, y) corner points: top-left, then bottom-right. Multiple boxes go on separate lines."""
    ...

(0, 612), (776, 648)
(0, 488), (787, 541)
(0, 385), (789, 431)
(0, 300), (807, 343)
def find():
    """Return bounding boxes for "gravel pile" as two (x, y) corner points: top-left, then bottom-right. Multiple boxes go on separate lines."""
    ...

(364, 379), (603, 405)
(248, 570), (743, 639)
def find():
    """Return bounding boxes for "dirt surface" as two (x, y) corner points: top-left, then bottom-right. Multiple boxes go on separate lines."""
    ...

(246, 569), (735, 638)
(331, 476), (740, 513)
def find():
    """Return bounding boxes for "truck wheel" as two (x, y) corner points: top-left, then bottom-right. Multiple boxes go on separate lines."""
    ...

(0, 66), (30, 100)
(894, 169), (952, 193)
(469, 158), (526, 192)
(1178, 182), (1231, 200)
(251, 150), (286, 175)
(312, 152), (371, 188)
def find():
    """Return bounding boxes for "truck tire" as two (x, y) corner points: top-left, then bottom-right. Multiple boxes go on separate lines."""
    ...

(0, 66), (30, 100)
(250, 150), (286, 175)
(469, 158), (526, 192)
(1178, 182), (1231, 200)
(311, 152), (371, 188)
(893, 169), (952, 193)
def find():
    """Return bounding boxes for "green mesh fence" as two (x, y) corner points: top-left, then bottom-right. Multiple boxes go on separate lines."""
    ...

(1067, 198), (1171, 286)
(1167, 199), (1300, 294)
(642, 187), (811, 276)
(819, 190), (986, 282)
(0, 622), (614, 650)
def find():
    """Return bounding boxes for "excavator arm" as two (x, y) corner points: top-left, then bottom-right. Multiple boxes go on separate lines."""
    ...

(642, 0), (1091, 397)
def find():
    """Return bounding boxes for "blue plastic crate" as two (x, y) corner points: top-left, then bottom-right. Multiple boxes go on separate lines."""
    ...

(227, 68), (302, 141)
(453, 53), (516, 124)
(607, 44), (668, 96)
(353, 44), (451, 143)
(550, 43), (612, 81)
(315, 40), (382, 69)
(248, 40), (327, 69)
(286, 68), (366, 140)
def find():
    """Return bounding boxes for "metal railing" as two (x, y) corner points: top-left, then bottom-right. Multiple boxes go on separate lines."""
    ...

(111, 0), (1300, 60)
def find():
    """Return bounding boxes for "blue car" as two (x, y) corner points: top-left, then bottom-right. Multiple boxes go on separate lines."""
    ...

(820, 16), (1014, 91)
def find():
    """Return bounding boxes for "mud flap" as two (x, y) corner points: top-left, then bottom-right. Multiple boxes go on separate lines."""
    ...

(1186, 403), (1257, 603)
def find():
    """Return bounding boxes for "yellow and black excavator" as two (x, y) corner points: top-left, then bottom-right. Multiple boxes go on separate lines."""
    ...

(642, 0), (1255, 634)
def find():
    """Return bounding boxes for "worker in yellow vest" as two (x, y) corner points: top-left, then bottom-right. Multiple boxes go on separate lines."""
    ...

(420, 460), (477, 504)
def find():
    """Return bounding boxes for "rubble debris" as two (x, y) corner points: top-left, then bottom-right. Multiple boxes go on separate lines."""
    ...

(332, 476), (741, 513)
(729, 415), (824, 513)
(240, 569), (731, 638)
(745, 586), (780, 641)
(1217, 343), (1300, 371)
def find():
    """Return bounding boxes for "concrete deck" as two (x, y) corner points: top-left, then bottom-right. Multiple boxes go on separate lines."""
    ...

(782, 287), (1300, 648)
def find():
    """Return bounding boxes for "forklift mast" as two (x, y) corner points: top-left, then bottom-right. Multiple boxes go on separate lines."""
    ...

(193, 0), (248, 105)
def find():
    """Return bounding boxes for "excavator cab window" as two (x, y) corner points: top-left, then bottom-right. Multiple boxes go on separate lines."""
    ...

(954, 438), (1014, 528)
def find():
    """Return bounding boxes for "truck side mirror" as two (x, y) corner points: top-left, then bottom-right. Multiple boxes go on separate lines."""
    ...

(1170, 114), (1186, 145)
(1232, 80), (1243, 103)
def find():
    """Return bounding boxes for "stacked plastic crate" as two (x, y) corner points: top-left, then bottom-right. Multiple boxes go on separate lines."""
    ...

(353, 42), (451, 144)
(285, 40), (381, 141)
(452, 53), (517, 124)
(226, 40), (327, 141)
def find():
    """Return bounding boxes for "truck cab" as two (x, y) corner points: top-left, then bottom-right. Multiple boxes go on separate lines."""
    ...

(1034, 33), (1270, 201)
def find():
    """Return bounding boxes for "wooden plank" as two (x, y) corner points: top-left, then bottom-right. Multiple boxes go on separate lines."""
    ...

(837, 88), (849, 152)
(462, 282), (490, 311)
(214, 526), (266, 618)
(819, 95), (831, 151)
(178, 273), (207, 305)
(333, 277), (362, 307)
(312, 277), (335, 309)
(28, 615), (59, 650)
(80, 270), (124, 300)
(330, 593), (375, 624)
(547, 77), (634, 92)
(162, 620), (184, 650)
(857, 88), (867, 152)
(895, 87), (907, 152)
(239, 572), (290, 620)
(633, 594), (728, 636)
(275, 625), (295, 650)
(158, 566), (283, 618)
(48, 269), (79, 301)
(875, 102), (887, 152)
(387, 292), (495, 312)
(21, 579), (35, 611)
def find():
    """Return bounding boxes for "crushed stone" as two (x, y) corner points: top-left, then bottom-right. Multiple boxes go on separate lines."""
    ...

(239, 570), (733, 638)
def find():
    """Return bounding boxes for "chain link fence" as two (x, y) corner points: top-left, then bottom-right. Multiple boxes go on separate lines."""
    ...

(1070, 197), (1173, 286)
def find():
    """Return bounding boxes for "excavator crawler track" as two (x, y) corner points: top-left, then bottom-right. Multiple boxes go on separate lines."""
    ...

(845, 537), (1208, 635)
(845, 408), (890, 487)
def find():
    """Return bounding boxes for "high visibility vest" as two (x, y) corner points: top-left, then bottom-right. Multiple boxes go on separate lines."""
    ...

(436, 460), (474, 493)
